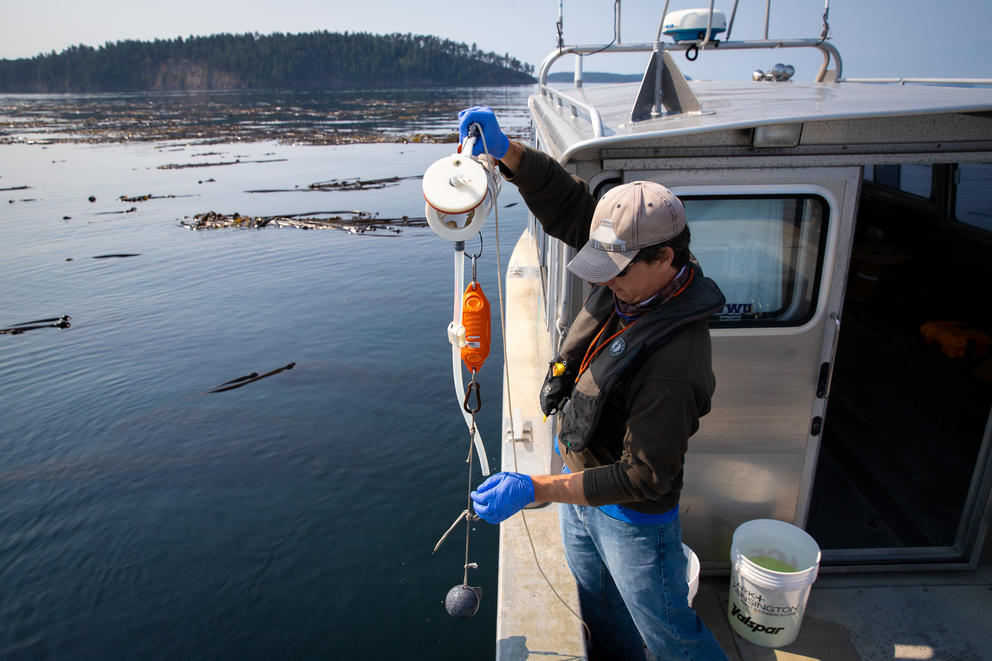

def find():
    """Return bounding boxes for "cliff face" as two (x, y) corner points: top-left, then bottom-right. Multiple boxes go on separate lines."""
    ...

(152, 60), (244, 91)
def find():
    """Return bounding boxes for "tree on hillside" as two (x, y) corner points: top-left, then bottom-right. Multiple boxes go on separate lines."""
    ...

(0, 32), (536, 92)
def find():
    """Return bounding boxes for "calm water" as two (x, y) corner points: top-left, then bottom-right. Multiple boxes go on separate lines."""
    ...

(1, 88), (533, 659)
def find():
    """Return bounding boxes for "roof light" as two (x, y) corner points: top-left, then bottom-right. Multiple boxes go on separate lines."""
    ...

(751, 64), (796, 82)
(753, 124), (803, 148)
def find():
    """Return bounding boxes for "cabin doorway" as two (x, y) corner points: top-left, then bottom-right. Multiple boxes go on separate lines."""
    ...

(807, 162), (992, 564)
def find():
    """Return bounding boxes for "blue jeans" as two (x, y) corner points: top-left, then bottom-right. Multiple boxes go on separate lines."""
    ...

(559, 503), (727, 661)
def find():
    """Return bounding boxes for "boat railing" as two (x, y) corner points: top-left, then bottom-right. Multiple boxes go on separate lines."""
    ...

(539, 38), (842, 91)
(839, 77), (992, 87)
(540, 83), (607, 139)
(538, 37), (842, 140)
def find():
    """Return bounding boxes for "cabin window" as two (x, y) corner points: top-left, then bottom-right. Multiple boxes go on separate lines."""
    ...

(683, 195), (827, 326)
(953, 162), (992, 232)
(863, 163), (932, 199)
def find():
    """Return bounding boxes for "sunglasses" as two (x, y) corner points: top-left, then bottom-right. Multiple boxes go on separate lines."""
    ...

(614, 247), (663, 278)
(616, 254), (644, 278)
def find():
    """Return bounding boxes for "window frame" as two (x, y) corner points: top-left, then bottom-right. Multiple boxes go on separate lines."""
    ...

(671, 187), (833, 331)
(950, 162), (992, 235)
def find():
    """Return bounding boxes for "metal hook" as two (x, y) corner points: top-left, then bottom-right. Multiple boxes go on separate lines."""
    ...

(463, 379), (481, 414)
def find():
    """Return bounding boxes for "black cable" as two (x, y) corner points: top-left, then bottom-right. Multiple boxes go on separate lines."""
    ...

(581, 0), (620, 57)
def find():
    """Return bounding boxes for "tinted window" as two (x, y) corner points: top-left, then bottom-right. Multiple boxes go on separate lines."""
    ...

(954, 163), (992, 232)
(685, 195), (827, 326)
(864, 163), (932, 198)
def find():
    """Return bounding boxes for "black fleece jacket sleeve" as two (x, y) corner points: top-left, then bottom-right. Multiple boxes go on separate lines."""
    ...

(499, 145), (597, 250)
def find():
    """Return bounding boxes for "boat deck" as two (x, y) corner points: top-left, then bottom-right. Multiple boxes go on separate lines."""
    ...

(497, 530), (992, 660)
(696, 565), (992, 661)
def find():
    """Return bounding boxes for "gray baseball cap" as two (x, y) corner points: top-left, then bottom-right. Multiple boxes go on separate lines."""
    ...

(567, 181), (686, 282)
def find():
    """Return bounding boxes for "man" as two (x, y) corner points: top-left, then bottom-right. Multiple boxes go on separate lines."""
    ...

(460, 107), (727, 661)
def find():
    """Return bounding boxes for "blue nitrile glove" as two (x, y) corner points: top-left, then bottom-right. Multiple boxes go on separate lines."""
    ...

(470, 471), (535, 524)
(457, 106), (510, 159)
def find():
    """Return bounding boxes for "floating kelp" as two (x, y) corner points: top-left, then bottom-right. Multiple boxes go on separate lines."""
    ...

(118, 193), (194, 202)
(0, 95), (532, 146)
(181, 211), (270, 229)
(208, 362), (296, 393)
(245, 175), (422, 194)
(180, 210), (427, 234)
(309, 175), (422, 191)
(1, 315), (71, 335)
(157, 158), (287, 170)
(64, 254), (139, 262)
(0, 185), (28, 192)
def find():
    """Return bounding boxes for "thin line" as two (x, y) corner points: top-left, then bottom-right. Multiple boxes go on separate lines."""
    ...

(479, 129), (590, 642)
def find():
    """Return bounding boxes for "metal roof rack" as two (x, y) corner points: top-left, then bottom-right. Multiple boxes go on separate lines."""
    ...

(537, 0), (844, 140)
(538, 36), (843, 140)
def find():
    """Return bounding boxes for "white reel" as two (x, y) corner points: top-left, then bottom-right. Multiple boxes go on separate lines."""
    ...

(422, 147), (496, 242)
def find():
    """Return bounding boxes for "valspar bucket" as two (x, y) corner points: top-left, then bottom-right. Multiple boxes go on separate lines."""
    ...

(728, 519), (820, 648)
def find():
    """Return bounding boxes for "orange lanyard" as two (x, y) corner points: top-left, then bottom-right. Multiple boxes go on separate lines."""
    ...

(575, 269), (695, 383)
(576, 312), (638, 382)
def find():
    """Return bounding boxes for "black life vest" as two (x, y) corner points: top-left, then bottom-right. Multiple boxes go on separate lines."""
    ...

(547, 264), (726, 453)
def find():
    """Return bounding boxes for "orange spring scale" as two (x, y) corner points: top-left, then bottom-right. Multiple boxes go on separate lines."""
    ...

(460, 281), (491, 373)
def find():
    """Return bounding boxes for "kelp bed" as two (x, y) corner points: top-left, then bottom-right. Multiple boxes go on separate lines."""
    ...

(0, 93), (532, 146)
(2, 94), (528, 237)
(181, 210), (427, 234)
(182, 173), (429, 234)
(246, 174), (422, 194)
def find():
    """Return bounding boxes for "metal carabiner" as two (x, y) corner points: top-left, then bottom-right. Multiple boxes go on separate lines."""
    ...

(463, 379), (481, 414)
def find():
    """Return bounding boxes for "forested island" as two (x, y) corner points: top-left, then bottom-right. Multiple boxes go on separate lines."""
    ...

(0, 32), (536, 92)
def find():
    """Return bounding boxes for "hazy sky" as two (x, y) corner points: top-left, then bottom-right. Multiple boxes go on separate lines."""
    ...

(2, 0), (991, 82)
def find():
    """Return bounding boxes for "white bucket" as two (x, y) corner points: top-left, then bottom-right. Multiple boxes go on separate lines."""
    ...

(683, 543), (700, 607)
(727, 519), (820, 648)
